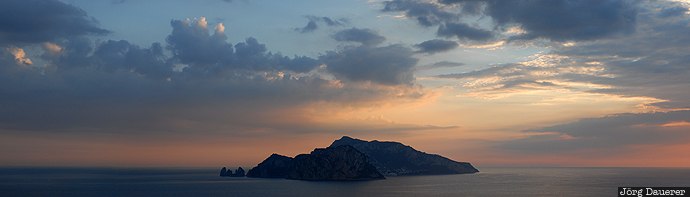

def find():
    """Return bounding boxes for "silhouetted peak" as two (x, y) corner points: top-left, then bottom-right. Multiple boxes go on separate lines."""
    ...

(219, 167), (228, 177)
(268, 153), (290, 159)
(330, 136), (408, 148)
(330, 136), (367, 147)
(337, 136), (360, 142)
(311, 144), (359, 155)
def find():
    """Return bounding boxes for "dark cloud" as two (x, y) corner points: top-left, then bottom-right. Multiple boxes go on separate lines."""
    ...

(500, 110), (690, 154)
(435, 2), (690, 108)
(438, 0), (485, 15)
(295, 16), (347, 33)
(332, 28), (386, 46)
(430, 1), (690, 156)
(166, 18), (234, 66)
(552, 2), (690, 108)
(382, 0), (458, 27)
(414, 39), (459, 54)
(0, 0), (109, 46)
(658, 6), (688, 18)
(483, 0), (639, 41)
(91, 40), (171, 79)
(437, 23), (493, 41)
(325, 27), (422, 85)
(321, 44), (418, 85)
(0, 14), (427, 135)
(382, 0), (639, 42)
(166, 18), (320, 73)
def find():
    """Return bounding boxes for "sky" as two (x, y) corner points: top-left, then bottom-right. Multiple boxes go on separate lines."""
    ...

(1, 0), (689, 168)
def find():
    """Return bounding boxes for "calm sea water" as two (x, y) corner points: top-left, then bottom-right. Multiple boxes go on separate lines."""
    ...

(1, 167), (689, 196)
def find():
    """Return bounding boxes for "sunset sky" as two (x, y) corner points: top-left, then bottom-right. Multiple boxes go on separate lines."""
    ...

(1, 0), (689, 168)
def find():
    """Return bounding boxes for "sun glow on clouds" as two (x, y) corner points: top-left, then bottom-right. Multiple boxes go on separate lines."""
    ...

(215, 23), (225, 34)
(462, 40), (506, 50)
(420, 51), (673, 143)
(42, 42), (63, 55)
(504, 26), (527, 35)
(660, 121), (690, 127)
(8, 47), (32, 65)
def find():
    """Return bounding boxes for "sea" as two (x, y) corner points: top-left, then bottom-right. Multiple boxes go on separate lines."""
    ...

(1, 167), (689, 196)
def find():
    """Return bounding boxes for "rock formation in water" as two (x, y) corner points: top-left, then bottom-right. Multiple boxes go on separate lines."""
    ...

(219, 167), (228, 177)
(329, 136), (479, 176)
(233, 167), (246, 177)
(246, 154), (295, 178)
(219, 167), (246, 177)
(287, 145), (384, 181)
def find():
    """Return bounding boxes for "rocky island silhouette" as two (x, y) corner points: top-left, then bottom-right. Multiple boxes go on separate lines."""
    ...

(220, 136), (478, 181)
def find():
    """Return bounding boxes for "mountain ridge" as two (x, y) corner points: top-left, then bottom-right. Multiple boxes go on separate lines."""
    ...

(329, 136), (479, 176)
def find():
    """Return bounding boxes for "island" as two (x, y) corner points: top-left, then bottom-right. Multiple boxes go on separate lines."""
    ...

(241, 136), (478, 181)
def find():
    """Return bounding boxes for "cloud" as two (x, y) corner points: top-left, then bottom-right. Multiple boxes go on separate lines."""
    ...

(482, 0), (639, 41)
(297, 21), (319, 33)
(166, 17), (233, 66)
(437, 22), (494, 41)
(0, 14), (428, 136)
(417, 61), (464, 70)
(500, 110), (690, 154)
(42, 42), (64, 56)
(7, 47), (32, 65)
(332, 28), (386, 46)
(434, 54), (614, 97)
(295, 16), (347, 33)
(321, 44), (418, 85)
(414, 39), (459, 54)
(0, 0), (109, 46)
(436, 1), (690, 108)
(166, 17), (320, 73)
(91, 40), (172, 79)
(382, 0), (639, 42)
(382, 0), (458, 27)
(550, 1), (690, 109)
(658, 6), (688, 18)
(430, 1), (690, 158)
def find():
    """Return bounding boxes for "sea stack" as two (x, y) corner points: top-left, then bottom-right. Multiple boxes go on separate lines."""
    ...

(219, 167), (228, 177)
(219, 167), (247, 177)
(234, 167), (246, 177)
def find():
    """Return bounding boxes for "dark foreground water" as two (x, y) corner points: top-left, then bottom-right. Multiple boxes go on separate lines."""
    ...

(1, 167), (689, 196)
